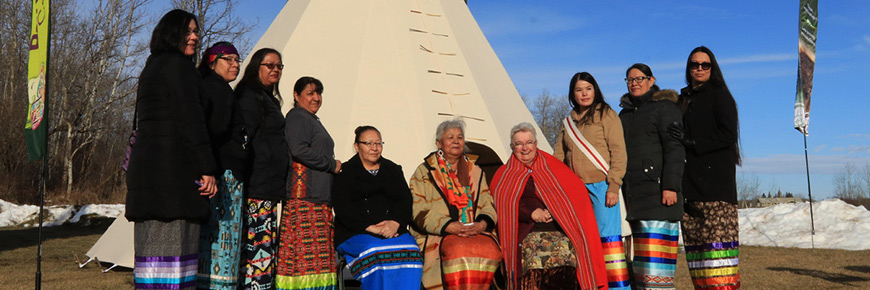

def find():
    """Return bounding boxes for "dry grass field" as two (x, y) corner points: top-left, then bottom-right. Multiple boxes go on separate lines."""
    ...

(2, 218), (869, 289)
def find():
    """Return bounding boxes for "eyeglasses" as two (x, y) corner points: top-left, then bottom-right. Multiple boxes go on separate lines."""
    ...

(624, 76), (650, 84)
(260, 63), (284, 70)
(689, 62), (712, 70)
(219, 56), (242, 64)
(357, 141), (385, 147)
(512, 141), (536, 148)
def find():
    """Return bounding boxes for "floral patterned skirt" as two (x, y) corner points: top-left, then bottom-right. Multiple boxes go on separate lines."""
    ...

(520, 230), (579, 289)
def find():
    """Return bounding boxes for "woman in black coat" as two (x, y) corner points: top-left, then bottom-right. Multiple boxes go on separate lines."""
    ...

(125, 9), (216, 290)
(618, 63), (685, 289)
(333, 126), (423, 290)
(194, 41), (246, 289)
(675, 46), (741, 289)
(235, 47), (287, 289)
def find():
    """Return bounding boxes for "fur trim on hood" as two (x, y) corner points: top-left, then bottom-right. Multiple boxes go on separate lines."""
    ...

(652, 89), (679, 103)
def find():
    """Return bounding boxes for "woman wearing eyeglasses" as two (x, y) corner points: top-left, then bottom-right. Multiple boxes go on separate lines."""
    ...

(333, 126), (424, 290)
(553, 72), (630, 289)
(278, 76), (342, 289)
(617, 63), (685, 289)
(126, 10), (219, 290)
(195, 41), (245, 289)
(674, 46), (741, 289)
(235, 47), (287, 289)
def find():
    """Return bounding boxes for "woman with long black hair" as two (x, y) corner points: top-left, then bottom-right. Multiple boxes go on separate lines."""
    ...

(235, 47), (287, 289)
(675, 46), (741, 289)
(554, 72), (629, 290)
(125, 9), (217, 290)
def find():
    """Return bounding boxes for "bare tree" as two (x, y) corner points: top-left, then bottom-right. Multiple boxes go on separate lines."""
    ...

(833, 162), (866, 199)
(0, 0), (39, 201)
(51, 0), (150, 196)
(172, 0), (256, 63)
(522, 89), (568, 147)
(737, 172), (761, 201)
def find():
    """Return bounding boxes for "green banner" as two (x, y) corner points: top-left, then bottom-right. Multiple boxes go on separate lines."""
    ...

(794, 0), (817, 135)
(25, 0), (50, 161)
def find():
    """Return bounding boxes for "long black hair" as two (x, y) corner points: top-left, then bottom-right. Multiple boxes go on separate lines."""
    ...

(150, 9), (198, 55)
(684, 46), (741, 165)
(237, 48), (282, 103)
(568, 72), (611, 125)
(685, 46), (729, 92)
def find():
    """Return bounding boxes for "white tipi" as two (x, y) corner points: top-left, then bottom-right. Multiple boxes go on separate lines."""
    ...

(245, 0), (551, 179)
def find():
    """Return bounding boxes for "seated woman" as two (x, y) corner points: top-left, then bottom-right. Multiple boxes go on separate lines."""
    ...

(333, 126), (423, 289)
(408, 119), (501, 290)
(491, 122), (607, 290)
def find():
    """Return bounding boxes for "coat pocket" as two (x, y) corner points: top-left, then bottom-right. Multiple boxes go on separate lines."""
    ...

(642, 159), (660, 183)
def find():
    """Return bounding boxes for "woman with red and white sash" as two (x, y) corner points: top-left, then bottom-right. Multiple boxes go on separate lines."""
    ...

(491, 122), (607, 290)
(554, 72), (630, 289)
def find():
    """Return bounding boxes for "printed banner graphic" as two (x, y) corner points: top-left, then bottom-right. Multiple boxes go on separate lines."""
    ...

(26, 0), (50, 161)
(794, 0), (818, 135)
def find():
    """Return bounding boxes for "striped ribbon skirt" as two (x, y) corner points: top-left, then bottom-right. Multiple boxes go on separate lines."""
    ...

(242, 198), (278, 290)
(275, 199), (336, 290)
(440, 234), (502, 289)
(682, 201), (740, 289)
(197, 170), (244, 289)
(631, 220), (679, 289)
(586, 181), (630, 290)
(134, 219), (200, 290)
(337, 233), (423, 289)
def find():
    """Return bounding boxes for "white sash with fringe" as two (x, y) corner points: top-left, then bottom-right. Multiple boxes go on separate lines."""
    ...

(562, 116), (631, 237)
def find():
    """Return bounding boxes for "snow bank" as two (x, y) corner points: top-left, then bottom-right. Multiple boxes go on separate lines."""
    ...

(739, 199), (870, 250)
(0, 199), (124, 228)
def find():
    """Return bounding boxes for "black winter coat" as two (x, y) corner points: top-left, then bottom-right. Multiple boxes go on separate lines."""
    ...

(618, 88), (685, 221)
(200, 71), (247, 177)
(126, 52), (216, 222)
(332, 154), (412, 246)
(679, 84), (739, 204)
(235, 83), (288, 200)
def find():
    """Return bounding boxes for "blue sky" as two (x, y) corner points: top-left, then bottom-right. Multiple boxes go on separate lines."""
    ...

(154, 0), (870, 199)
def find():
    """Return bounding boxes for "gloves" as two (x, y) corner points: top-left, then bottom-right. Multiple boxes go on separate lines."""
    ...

(668, 122), (695, 147)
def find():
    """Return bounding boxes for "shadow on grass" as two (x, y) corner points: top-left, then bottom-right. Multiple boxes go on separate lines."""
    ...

(769, 267), (868, 286)
(845, 266), (870, 274)
(0, 216), (114, 252)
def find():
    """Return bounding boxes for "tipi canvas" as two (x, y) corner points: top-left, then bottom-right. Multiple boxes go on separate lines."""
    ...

(244, 0), (550, 178)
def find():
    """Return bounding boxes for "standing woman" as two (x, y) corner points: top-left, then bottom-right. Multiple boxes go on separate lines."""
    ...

(195, 41), (245, 289)
(236, 48), (287, 290)
(618, 63), (685, 289)
(125, 9), (217, 290)
(554, 72), (630, 290)
(278, 76), (341, 289)
(333, 126), (424, 290)
(676, 46), (741, 289)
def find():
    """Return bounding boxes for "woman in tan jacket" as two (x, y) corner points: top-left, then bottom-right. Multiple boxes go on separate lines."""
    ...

(554, 72), (630, 289)
(409, 119), (500, 290)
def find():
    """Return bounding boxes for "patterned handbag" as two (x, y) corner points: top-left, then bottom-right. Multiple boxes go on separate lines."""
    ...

(121, 108), (137, 171)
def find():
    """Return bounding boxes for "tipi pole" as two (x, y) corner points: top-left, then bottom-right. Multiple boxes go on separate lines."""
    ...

(803, 134), (815, 250)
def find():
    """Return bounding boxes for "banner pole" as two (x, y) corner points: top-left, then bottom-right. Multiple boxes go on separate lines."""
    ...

(803, 134), (815, 250)
(34, 2), (51, 288)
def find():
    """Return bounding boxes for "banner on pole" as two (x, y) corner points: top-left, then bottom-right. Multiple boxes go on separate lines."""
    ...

(25, 0), (50, 161)
(794, 0), (818, 135)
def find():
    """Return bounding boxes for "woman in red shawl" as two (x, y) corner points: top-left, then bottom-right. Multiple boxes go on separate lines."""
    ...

(491, 122), (608, 290)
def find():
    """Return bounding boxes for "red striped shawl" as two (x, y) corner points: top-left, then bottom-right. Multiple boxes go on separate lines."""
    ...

(491, 150), (608, 289)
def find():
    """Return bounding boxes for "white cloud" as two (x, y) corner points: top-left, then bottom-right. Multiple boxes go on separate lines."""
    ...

(718, 53), (796, 65)
(814, 145), (827, 152)
(829, 145), (870, 154)
(740, 154), (870, 175)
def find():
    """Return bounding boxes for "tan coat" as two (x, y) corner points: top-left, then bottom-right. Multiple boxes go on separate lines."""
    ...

(408, 152), (498, 289)
(554, 106), (628, 194)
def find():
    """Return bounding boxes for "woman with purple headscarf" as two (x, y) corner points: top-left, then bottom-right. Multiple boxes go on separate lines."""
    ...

(195, 41), (246, 289)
